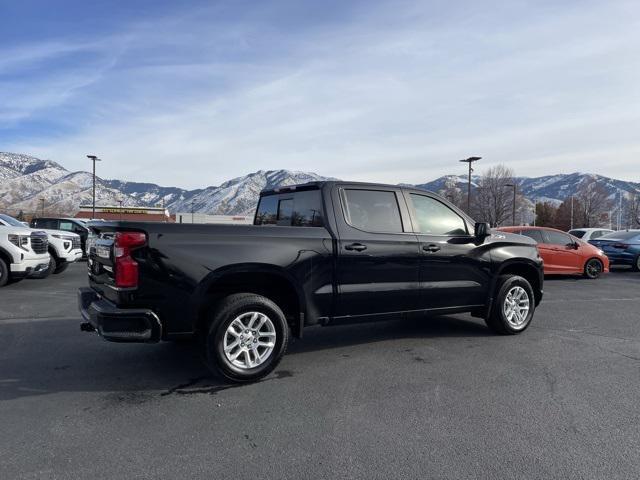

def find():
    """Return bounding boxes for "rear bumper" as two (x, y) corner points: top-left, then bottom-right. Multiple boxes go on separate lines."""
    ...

(78, 287), (162, 342)
(603, 252), (636, 265)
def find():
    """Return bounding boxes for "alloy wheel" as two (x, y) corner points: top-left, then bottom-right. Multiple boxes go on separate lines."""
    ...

(503, 286), (530, 329)
(223, 312), (276, 369)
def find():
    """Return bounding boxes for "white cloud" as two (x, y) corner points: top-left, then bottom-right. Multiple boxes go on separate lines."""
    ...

(3, 0), (640, 188)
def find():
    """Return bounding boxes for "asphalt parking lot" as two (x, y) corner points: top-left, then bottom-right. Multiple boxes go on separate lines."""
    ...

(1, 263), (639, 479)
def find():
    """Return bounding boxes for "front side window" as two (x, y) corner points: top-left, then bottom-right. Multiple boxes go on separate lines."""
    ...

(343, 189), (403, 233)
(59, 221), (74, 231)
(409, 194), (467, 235)
(544, 230), (572, 245)
(520, 229), (544, 243)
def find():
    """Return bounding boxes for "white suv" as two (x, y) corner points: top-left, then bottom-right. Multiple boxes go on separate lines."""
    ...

(0, 225), (50, 287)
(0, 214), (82, 276)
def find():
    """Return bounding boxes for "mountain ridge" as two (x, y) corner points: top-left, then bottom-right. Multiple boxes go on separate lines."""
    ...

(1, 152), (638, 216)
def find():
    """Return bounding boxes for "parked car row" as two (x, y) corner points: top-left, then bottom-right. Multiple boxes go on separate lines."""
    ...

(0, 214), (84, 287)
(497, 225), (640, 279)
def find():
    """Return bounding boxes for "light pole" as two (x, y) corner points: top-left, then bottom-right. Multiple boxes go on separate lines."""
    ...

(118, 199), (123, 221)
(504, 183), (517, 226)
(191, 200), (195, 224)
(459, 156), (481, 214)
(87, 155), (101, 219)
(570, 196), (574, 229)
(40, 198), (45, 217)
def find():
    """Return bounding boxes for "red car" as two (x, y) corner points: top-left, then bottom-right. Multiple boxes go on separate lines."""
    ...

(497, 226), (609, 278)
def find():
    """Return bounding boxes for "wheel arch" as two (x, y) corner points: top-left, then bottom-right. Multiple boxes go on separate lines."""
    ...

(494, 260), (543, 306)
(194, 263), (305, 339)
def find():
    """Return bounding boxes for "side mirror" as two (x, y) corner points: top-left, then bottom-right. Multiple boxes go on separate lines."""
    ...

(474, 222), (490, 238)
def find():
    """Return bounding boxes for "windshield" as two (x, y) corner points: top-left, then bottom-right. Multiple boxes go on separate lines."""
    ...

(0, 213), (26, 227)
(568, 230), (585, 238)
(599, 230), (640, 241)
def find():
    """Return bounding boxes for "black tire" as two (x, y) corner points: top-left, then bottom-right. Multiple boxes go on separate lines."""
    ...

(0, 257), (9, 288)
(583, 258), (603, 279)
(485, 275), (535, 335)
(53, 261), (69, 274)
(203, 293), (289, 383)
(633, 256), (640, 272)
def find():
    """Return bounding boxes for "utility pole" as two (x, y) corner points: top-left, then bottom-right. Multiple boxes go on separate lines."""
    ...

(40, 198), (45, 216)
(459, 156), (481, 214)
(118, 199), (123, 221)
(505, 183), (517, 226)
(191, 200), (195, 224)
(570, 196), (574, 229)
(533, 200), (536, 226)
(618, 190), (623, 231)
(87, 155), (101, 219)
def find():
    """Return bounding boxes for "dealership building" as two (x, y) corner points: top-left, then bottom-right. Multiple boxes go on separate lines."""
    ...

(75, 205), (174, 222)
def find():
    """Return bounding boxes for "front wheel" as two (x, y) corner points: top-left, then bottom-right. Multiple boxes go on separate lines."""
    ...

(633, 255), (640, 272)
(485, 275), (535, 335)
(583, 258), (603, 279)
(203, 293), (289, 383)
(0, 258), (9, 287)
(53, 261), (69, 274)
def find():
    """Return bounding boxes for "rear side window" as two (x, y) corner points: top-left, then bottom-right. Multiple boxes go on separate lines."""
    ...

(254, 190), (324, 227)
(409, 194), (468, 235)
(521, 229), (544, 243)
(544, 230), (572, 245)
(343, 189), (403, 233)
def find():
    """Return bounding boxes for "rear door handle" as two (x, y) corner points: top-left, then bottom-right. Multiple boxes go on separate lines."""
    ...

(422, 244), (441, 253)
(345, 243), (367, 252)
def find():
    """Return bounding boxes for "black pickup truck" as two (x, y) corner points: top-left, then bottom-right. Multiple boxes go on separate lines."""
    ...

(79, 181), (543, 382)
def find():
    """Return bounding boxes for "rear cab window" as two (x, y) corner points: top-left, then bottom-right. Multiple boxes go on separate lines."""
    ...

(255, 189), (324, 227)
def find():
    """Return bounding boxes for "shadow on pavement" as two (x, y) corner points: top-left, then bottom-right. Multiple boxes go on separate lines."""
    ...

(0, 314), (486, 401)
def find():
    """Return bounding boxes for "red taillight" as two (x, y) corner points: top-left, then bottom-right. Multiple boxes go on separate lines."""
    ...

(114, 231), (146, 288)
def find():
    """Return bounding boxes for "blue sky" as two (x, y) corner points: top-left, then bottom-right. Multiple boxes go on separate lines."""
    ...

(1, 0), (639, 188)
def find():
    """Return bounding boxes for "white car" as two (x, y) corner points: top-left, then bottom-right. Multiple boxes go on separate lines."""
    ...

(0, 214), (83, 275)
(568, 228), (614, 242)
(0, 225), (50, 286)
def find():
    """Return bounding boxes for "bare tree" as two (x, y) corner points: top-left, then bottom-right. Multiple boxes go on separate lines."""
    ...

(574, 181), (612, 227)
(472, 165), (516, 227)
(438, 176), (465, 210)
(627, 194), (640, 228)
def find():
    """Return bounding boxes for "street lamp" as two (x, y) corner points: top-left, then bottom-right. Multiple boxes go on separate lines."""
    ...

(87, 155), (102, 219)
(118, 199), (123, 221)
(504, 183), (517, 226)
(459, 156), (481, 213)
(40, 198), (45, 217)
(191, 200), (196, 224)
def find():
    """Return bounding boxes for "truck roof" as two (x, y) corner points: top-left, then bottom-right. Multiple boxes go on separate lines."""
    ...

(260, 180), (436, 196)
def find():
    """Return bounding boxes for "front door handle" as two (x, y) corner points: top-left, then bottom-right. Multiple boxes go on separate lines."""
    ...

(345, 243), (367, 252)
(422, 244), (441, 253)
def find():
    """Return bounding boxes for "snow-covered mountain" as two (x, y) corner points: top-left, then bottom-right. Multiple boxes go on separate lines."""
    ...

(0, 152), (334, 216)
(1, 152), (638, 216)
(417, 172), (640, 203)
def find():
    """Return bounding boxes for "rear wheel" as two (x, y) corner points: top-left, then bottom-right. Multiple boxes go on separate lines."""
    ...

(633, 256), (640, 272)
(583, 258), (603, 279)
(485, 275), (535, 335)
(203, 293), (289, 383)
(0, 258), (8, 287)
